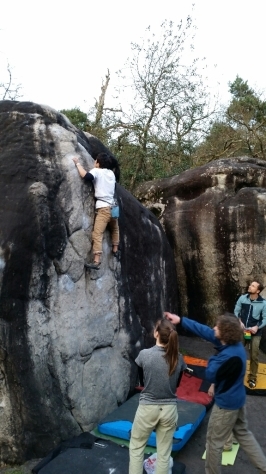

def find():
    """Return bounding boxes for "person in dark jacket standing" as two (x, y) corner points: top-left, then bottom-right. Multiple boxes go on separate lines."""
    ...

(164, 311), (266, 474)
(234, 280), (266, 388)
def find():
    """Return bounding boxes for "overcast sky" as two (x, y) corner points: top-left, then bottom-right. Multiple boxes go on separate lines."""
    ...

(1, 0), (265, 113)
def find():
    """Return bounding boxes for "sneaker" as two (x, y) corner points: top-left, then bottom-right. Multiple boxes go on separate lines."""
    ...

(84, 262), (101, 270)
(112, 250), (120, 260)
(223, 445), (232, 452)
(248, 380), (256, 389)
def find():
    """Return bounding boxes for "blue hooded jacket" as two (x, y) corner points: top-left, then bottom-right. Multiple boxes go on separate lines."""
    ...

(234, 294), (266, 336)
(180, 317), (246, 410)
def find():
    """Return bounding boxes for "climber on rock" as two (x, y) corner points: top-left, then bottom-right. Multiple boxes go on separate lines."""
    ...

(72, 153), (119, 270)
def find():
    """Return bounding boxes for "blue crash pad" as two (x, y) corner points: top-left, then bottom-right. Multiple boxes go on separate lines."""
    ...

(98, 393), (206, 451)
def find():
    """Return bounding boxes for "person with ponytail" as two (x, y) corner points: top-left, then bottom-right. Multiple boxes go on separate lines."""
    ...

(129, 318), (187, 474)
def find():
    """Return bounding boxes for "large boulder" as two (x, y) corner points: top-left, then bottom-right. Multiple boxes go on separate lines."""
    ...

(135, 157), (266, 328)
(0, 101), (178, 464)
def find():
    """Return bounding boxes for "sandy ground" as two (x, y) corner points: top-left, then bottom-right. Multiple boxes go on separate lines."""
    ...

(1, 334), (266, 474)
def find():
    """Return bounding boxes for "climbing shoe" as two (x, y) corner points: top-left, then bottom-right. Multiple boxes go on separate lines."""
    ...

(223, 445), (232, 452)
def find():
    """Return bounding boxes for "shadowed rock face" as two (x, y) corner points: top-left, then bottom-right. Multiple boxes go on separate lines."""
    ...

(0, 101), (178, 464)
(135, 157), (266, 332)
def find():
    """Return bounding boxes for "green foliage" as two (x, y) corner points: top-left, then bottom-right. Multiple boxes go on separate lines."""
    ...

(227, 76), (266, 132)
(109, 134), (192, 190)
(192, 76), (266, 164)
(229, 76), (254, 99)
(59, 106), (111, 148)
(86, 121), (110, 146)
(60, 107), (88, 130)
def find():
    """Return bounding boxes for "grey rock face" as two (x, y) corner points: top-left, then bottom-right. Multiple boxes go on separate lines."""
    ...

(0, 101), (178, 464)
(135, 157), (266, 328)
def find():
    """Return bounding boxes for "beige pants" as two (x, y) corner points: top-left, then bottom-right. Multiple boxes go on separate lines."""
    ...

(129, 403), (178, 474)
(223, 432), (234, 450)
(248, 335), (261, 382)
(92, 207), (119, 255)
(205, 403), (266, 474)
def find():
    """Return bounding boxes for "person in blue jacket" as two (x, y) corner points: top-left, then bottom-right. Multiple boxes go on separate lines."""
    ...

(234, 280), (266, 388)
(164, 311), (266, 474)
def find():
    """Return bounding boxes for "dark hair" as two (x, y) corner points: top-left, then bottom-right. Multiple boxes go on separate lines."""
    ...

(253, 281), (264, 293)
(96, 152), (112, 169)
(110, 156), (120, 182)
(155, 319), (179, 376)
(216, 313), (243, 345)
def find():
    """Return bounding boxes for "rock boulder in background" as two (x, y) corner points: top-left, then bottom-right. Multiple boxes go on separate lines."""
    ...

(136, 157), (266, 331)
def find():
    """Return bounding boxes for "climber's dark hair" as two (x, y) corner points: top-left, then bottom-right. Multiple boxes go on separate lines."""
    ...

(95, 152), (112, 169)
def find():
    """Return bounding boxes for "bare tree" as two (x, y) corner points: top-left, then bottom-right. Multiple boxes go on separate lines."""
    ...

(61, 15), (219, 191)
(104, 18), (217, 190)
(94, 70), (111, 126)
(0, 62), (22, 100)
(91, 69), (122, 124)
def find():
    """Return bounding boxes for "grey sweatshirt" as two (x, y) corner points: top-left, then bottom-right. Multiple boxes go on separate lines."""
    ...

(136, 345), (187, 404)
